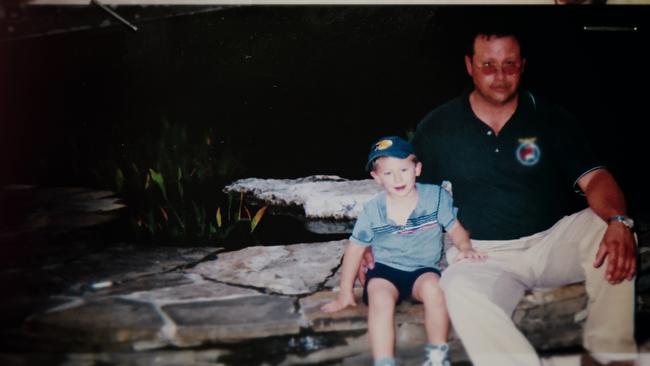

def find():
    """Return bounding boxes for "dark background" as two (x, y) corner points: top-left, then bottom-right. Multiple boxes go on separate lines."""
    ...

(1, 5), (648, 215)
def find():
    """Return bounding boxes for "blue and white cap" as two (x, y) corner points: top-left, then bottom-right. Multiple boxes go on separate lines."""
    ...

(366, 136), (415, 172)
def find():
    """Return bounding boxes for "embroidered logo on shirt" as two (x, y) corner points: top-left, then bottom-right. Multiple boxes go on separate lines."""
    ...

(516, 137), (541, 166)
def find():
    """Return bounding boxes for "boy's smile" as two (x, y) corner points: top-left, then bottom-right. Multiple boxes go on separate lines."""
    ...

(370, 155), (422, 199)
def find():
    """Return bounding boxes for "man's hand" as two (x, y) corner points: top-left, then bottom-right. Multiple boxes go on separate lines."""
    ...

(357, 247), (375, 286)
(593, 222), (636, 284)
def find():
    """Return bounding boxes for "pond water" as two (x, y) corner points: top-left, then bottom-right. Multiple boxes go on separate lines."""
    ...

(97, 206), (349, 250)
(213, 214), (350, 249)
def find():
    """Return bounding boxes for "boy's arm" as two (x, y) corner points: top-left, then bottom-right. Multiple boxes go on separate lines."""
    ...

(321, 240), (368, 312)
(338, 240), (368, 293)
(447, 221), (471, 251)
(447, 221), (486, 262)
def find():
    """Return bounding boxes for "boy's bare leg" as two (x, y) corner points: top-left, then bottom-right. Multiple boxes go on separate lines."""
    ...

(412, 272), (448, 344)
(367, 278), (399, 361)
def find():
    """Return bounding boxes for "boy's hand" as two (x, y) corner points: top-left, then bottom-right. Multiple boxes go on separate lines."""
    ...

(321, 292), (357, 313)
(453, 248), (487, 263)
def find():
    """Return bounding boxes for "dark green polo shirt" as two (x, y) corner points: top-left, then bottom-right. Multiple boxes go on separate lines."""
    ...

(412, 91), (602, 240)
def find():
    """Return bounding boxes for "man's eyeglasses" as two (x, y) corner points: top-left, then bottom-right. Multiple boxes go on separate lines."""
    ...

(476, 61), (521, 76)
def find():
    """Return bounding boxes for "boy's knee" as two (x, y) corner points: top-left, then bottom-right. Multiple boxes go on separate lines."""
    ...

(419, 280), (444, 300)
(367, 280), (398, 306)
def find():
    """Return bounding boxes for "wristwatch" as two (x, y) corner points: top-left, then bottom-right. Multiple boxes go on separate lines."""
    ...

(607, 215), (634, 229)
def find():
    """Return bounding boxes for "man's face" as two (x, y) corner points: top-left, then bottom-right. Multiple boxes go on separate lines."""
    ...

(465, 35), (525, 106)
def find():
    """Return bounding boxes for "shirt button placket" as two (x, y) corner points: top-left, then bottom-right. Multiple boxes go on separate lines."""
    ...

(486, 130), (499, 153)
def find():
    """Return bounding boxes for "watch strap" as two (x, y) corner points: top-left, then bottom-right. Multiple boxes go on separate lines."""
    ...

(607, 215), (634, 229)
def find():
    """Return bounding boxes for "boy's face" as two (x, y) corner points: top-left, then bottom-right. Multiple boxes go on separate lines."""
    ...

(370, 155), (421, 197)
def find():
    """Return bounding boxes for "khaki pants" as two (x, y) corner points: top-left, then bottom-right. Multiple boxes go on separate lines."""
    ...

(440, 208), (637, 366)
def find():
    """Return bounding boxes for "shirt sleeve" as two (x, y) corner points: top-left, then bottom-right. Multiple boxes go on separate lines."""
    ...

(350, 204), (374, 246)
(547, 103), (604, 193)
(436, 186), (458, 231)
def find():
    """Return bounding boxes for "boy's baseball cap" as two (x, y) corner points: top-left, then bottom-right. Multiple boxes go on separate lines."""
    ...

(365, 136), (415, 171)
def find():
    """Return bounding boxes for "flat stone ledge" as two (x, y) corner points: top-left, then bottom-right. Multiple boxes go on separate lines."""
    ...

(223, 175), (380, 221)
(300, 289), (425, 333)
(14, 239), (650, 363)
(189, 240), (345, 295)
(166, 295), (302, 345)
(25, 298), (164, 350)
(123, 279), (261, 304)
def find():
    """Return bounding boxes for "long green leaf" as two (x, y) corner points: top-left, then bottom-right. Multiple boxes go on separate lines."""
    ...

(192, 201), (204, 236)
(146, 211), (155, 234)
(237, 191), (244, 221)
(160, 206), (169, 222)
(250, 206), (267, 233)
(216, 207), (222, 228)
(177, 181), (184, 200)
(177, 166), (184, 199)
(149, 168), (167, 200)
(227, 193), (233, 222)
(170, 206), (186, 233)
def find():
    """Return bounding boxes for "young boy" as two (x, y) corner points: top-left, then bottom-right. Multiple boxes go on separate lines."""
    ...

(321, 136), (485, 366)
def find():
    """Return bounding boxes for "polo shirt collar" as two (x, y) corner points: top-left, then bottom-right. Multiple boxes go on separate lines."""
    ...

(461, 89), (533, 135)
(377, 183), (426, 225)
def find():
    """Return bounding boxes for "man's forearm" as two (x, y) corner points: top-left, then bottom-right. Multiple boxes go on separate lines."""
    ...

(579, 169), (628, 220)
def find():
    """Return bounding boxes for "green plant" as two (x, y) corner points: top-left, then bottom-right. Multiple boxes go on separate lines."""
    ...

(212, 191), (268, 243)
(98, 118), (265, 245)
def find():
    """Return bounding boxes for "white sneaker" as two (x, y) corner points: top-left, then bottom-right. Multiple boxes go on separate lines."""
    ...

(422, 344), (451, 366)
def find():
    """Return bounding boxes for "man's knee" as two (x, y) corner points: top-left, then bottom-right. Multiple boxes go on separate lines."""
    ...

(440, 268), (478, 301)
(441, 266), (525, 316)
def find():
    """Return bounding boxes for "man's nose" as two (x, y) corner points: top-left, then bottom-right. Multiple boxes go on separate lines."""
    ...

(494, 67), (507, 80)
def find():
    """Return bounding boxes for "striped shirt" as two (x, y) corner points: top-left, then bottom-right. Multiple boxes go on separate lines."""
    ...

(351, 183), (457, 271)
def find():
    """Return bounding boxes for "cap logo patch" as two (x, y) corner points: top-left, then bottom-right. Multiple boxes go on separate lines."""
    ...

(374, 139), (393, 151)
(516, 137), (541, 166)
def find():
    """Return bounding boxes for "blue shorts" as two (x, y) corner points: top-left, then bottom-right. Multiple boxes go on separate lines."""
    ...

(362, 262), (441, 305)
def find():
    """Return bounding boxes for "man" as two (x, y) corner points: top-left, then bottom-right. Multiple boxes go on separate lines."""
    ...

(361, 26), (637, 366)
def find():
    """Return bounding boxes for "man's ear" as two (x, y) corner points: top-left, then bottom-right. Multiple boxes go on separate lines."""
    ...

(415, 161), (422, 177)
(465, 55), (473, 77)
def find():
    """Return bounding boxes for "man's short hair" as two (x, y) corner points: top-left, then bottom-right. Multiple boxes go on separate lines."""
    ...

(465, 22), (527, 59)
